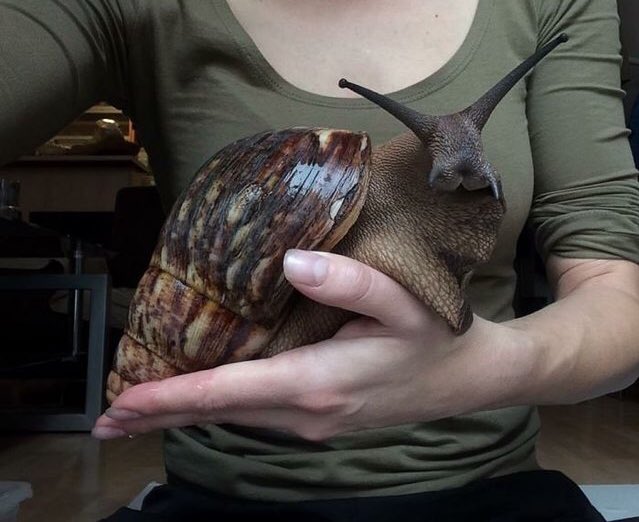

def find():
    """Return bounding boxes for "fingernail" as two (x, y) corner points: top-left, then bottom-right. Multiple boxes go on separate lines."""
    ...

(105, 407), (142, 421)
(284, 250), (329, 287)
(92, 426), (127, 440)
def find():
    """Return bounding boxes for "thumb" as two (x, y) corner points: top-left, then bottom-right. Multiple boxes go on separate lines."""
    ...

(283, 249), (425, 330)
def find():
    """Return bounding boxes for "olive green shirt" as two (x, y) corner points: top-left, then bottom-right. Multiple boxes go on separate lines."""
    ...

(1, 0), (638, 502)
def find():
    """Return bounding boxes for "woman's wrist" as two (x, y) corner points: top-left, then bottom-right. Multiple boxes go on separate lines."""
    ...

(444, 317), (541, 414)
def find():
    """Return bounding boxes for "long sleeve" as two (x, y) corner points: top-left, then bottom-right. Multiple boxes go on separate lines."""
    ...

(0, 0), (133, 163)
(526, 0), (639, 263)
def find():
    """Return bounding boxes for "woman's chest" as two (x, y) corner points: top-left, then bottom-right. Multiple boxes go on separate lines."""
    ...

(226, 0), (479, 97)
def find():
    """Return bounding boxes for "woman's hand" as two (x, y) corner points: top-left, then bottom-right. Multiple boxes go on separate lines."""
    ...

(92, 249), (528, 441)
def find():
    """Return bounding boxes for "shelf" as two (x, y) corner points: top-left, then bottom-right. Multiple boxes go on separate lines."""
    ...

(83, 105), (124, 116)
(12, 155), (148, 172)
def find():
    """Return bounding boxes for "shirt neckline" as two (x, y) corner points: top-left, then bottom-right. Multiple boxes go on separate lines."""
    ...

(215, 0), (494, 109)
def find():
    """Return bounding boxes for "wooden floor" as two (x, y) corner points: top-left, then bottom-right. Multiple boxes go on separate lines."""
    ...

(537, 395), (639, 483)
(1, 396), (639, 521)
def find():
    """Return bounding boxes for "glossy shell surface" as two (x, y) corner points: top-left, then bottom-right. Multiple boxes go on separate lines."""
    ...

(107, 128), (371, 402)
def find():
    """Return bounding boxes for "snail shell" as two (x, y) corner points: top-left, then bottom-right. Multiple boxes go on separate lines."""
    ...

(107, 128), (371, 402)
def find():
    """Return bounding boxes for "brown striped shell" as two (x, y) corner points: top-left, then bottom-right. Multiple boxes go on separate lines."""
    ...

(107, 128), (371, 402)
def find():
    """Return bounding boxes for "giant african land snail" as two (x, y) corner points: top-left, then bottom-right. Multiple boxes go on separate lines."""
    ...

(106, 34), (568, 403)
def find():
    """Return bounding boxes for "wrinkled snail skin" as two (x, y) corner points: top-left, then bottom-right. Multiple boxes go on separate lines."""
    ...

(107, 34), (568, 401)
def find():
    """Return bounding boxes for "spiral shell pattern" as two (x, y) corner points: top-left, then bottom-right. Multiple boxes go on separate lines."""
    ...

(107, 128), (371, 402)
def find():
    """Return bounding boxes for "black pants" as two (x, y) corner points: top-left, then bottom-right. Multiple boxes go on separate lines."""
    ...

(102, 470), (614, 522)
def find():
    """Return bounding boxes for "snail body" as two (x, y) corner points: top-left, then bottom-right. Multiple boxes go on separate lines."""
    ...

(107, 35), (567, 402)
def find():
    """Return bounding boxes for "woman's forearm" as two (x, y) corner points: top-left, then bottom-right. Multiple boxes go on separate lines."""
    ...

(505, 257), (639, 405)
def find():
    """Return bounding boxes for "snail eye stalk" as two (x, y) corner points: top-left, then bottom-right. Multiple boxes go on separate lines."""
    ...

(339, 33), (568, 199)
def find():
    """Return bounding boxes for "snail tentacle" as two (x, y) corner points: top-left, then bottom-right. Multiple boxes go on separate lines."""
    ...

(463, 33), (568, 129)
(339, 34), (568, 203)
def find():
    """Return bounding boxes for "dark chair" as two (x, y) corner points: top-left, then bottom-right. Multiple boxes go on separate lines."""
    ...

(513, 224), (552, 317)
(629, 95), (639, 168)
(108, 186), (166, 288)
(0, 273), (110, 431)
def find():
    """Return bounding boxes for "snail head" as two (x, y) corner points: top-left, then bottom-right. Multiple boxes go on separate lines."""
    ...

(339, 33), (568, 208)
